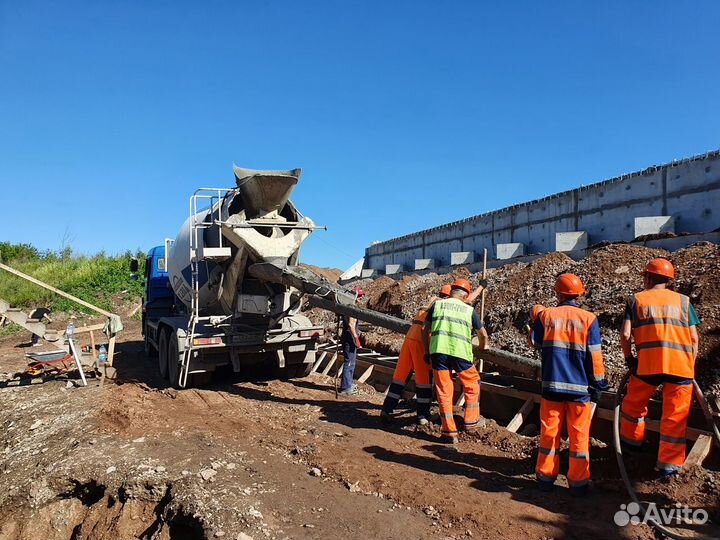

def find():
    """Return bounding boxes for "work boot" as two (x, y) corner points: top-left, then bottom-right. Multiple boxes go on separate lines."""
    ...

(417, 417), (429, 426)
(338, 385), (359, 396)
(656, 468), (680, 479)
(570, 483), (591, 496)
(537, 480), (555, 492)
(441, 434), (459, 445)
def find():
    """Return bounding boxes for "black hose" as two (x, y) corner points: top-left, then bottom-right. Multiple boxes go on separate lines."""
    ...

(613, 372), (720, 540)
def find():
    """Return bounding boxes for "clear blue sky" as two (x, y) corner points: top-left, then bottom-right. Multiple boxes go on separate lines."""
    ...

(1, 1), (718, 269)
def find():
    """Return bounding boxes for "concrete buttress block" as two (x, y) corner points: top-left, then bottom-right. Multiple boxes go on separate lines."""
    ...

(360, 269), (379, 278)
(451, 252), (475, 265)
(414, 259), (435, 270)
(385, 264), (405, 275)
(496, 243), (526, 260)
(555, 231), (589, 252)
(634, 216), (675, 238)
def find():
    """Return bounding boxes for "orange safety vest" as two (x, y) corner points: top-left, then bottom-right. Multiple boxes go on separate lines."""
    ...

(406, 309), (429, 342)
(631, 289), (695, 379)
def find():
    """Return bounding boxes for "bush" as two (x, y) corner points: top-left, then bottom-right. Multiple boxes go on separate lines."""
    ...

(0, 243), (146, 313)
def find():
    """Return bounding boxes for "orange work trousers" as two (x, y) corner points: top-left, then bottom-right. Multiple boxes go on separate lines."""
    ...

(381, 338), (432, 418)
(620, 375), (693, 473)
(536, 399), (593, 490)
(432, 353), (480, 437)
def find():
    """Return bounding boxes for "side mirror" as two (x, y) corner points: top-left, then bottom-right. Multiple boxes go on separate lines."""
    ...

(130, 257), (139, 281)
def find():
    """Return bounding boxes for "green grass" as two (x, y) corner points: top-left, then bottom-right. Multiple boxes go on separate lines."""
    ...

(0, 242), (146, 314)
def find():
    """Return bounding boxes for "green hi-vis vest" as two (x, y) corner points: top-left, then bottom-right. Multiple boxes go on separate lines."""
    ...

(429, 298), (475, 361)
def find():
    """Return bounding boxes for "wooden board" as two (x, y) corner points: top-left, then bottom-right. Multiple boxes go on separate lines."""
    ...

(506, 398), (535, 433)
(684, 434), (713, 468)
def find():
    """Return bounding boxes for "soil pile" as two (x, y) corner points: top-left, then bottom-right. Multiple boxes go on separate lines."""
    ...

(308, 242), (720, 396)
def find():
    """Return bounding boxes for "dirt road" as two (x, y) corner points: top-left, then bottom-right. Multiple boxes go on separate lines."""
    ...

(0, 321), (717, 539)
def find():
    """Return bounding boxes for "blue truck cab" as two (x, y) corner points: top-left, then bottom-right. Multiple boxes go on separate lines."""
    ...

(142, 246), (175, 351)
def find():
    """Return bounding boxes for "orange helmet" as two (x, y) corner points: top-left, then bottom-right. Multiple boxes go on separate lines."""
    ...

(439, 284), (452, 298)
(451, 278), (472, 294)
(530, 304), (546, 323)
(643, 258), (675, 279)
(554, 273), (585, 296)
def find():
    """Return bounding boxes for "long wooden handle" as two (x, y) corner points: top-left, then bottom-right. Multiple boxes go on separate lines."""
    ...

(480, 248), (488, 321)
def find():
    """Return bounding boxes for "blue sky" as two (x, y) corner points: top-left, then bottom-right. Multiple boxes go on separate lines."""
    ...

(1, 1), (718, 269)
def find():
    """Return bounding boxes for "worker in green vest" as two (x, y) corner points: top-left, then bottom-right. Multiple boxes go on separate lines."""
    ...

(424, 278), (488, 444)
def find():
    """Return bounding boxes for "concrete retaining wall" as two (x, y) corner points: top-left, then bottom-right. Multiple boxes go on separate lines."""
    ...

(364, 151), (720, 271)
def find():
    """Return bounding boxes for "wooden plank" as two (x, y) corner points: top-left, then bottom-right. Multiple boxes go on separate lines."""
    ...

(89, 330), (97, 360)
(311, 351), (327, 373)
(357, 365), (374, 384)
(506, 398), (535, 433)
(684, 434), (713, 468)
(107, 335), (116, 366)
(71, 323), (106, 335)
(321, 354), (337, 376)
(455, 394), (465, 407)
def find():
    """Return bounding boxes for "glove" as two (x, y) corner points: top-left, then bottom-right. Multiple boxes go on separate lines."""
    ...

(423, 353), (431, 365)
(478, 278), (488, 289)
(589, 387), (601, 403)
(625, 355), (638, 374)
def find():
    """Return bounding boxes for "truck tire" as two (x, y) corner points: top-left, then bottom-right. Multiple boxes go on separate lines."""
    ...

(276, 351), (315, 379)
(158, 330), (169, 380)
(167, 332), (182, 389)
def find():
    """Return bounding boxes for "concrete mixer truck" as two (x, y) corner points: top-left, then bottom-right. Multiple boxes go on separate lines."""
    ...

(133, 166), (408, 388)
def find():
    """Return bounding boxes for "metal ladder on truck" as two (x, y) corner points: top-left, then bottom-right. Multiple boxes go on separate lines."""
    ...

(178, 188), (233, 388)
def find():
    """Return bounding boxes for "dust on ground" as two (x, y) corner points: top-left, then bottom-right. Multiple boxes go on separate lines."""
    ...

(1, 317), (718, 539)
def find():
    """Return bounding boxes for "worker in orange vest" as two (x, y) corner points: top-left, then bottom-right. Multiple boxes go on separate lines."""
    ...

(530, 274), (607, 495)
(620, 258), (700, 477)
(380, 284), (452, 425)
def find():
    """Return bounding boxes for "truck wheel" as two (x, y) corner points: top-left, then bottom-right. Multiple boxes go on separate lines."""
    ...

(144, 332), (157, 358)
(158, 330), (169, 380)
(276, 351), (315, 379)
(167, 333), (182, 389)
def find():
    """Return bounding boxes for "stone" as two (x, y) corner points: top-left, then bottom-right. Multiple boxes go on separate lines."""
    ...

(309, 467), (322, 477)
(29, 420), (42, 430)
(106, 466), (116, 474)
(199, 468), (217, 481)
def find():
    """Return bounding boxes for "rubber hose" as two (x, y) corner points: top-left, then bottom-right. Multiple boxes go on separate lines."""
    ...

(613, 372), (720, 540)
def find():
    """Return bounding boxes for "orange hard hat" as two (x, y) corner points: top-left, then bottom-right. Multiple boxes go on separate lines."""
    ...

(530, 304), (546, 323)
(451, 278), (472, 294)
(439, 284), (452, 298)
(554, 273), (585, 296)
(353, 287), (365, 298)
(643, 258), (675, 279)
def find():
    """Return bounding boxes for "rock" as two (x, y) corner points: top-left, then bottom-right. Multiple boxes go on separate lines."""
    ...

(65, 381), (74, 389)
(214, 532), (226, 538)
(248, 507), (263, 519)
(132, 437), (145, 443)
(155, 466), (166, 473)
(106, 466), (116, 474)
(237, 533), (254, 540)
(29, 420), (42, 430)
(303, 524), (315, 528)
(199, 468), (218, 481)
(344, 480), (361, 492)
(309, 467), (322, 477)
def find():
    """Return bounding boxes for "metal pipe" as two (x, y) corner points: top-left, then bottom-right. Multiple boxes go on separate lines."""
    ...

(307, 294), (542, 378)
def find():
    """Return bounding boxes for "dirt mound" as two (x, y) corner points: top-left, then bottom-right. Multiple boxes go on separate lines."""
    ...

(316, 242), (720, 396)
(300, 263), (342, 283)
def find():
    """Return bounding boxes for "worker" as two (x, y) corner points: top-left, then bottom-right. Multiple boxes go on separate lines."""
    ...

(619, 258), (700, 477)
(525, 304), (545, 349)
(380, 284), (452, 425)
(424, 278), (488, 444)
(28, 306), (52, 346)
(530, 274), (607, 495)
(338, 287), (364, 396)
